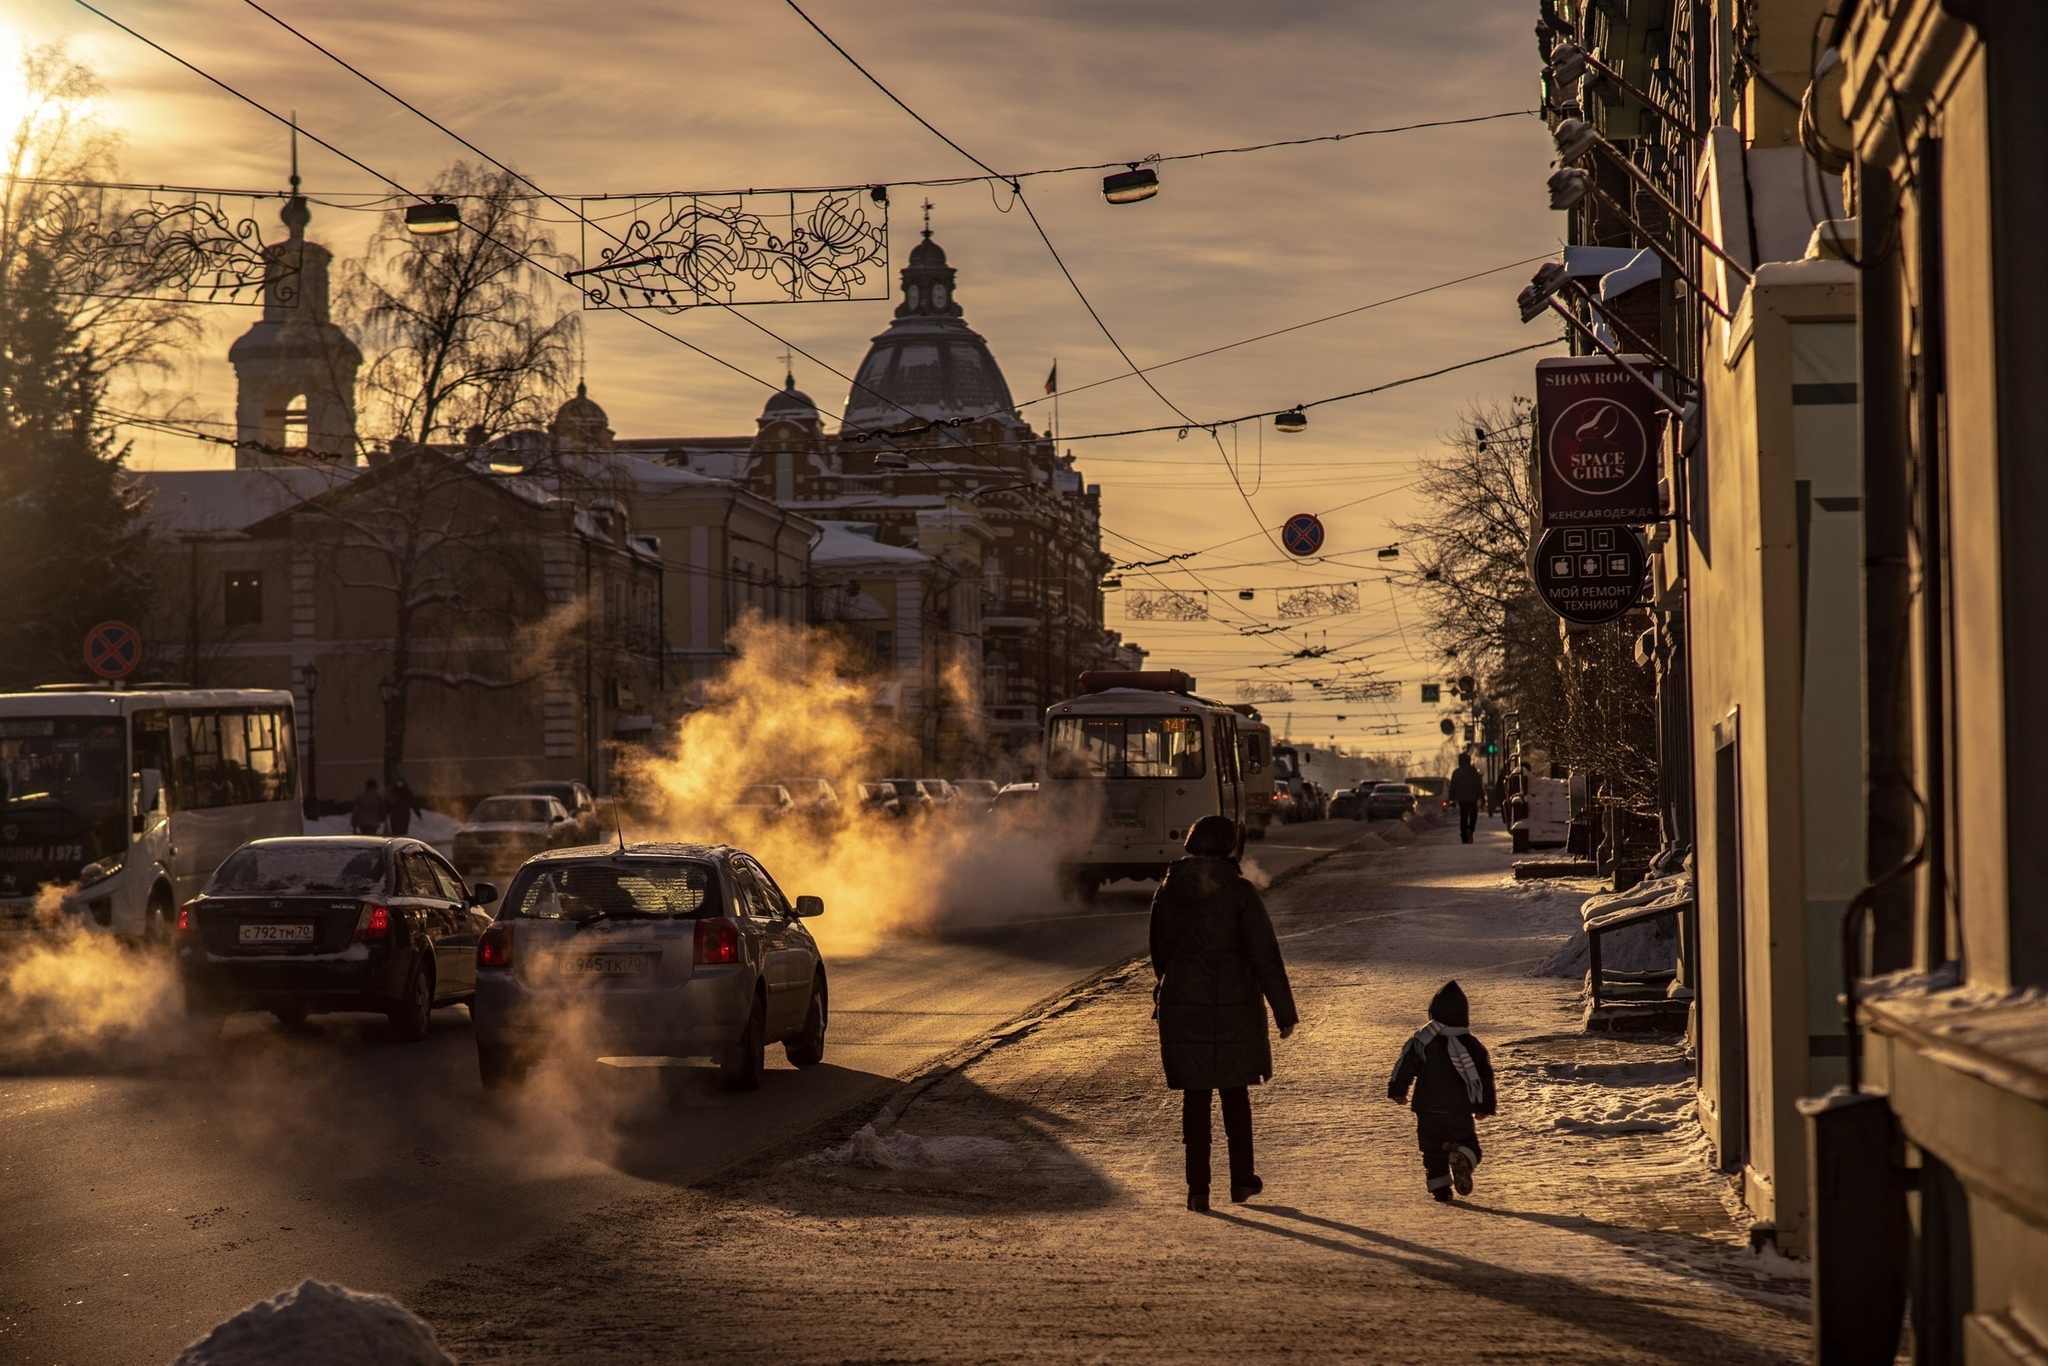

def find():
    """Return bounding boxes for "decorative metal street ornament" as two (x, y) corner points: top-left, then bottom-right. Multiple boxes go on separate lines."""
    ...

(573, 189), (888, 309)
(1277, 584), (1359, 617)
(1102, 165), (1160, 204)
(46, 188), (290, 306)
(1125, 590), (1208, 622)
(1531, 524), (1648, 626)
(1534, 355), (1667, 526)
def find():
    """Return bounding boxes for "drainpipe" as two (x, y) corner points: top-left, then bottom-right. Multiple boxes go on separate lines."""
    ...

(1859, 159), (1917, 973)
(1915, 138), (1950, 966)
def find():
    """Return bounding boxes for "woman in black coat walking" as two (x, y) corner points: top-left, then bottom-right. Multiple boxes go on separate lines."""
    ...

(1150, 814), (1299, 1211)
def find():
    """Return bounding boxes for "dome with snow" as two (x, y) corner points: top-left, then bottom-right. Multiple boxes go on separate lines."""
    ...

(839, 231), (1024, 437)
(759, 373), (819, 426)
(549, 381), (613, 450)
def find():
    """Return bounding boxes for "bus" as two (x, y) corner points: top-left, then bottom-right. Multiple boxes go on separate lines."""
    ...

(1044, 670), (1244, 901)
(0, 687), (301, 940)
(1231, 705), (1275, 839)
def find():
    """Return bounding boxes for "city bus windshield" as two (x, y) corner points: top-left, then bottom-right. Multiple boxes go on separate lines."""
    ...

(1048, 714), (1207, 779)
(0, 718), (127, 826)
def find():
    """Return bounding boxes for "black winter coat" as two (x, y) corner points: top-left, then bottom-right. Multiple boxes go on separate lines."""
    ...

(1149, 856), (1298, 1090)
(1387, 1029), (1497, 1116)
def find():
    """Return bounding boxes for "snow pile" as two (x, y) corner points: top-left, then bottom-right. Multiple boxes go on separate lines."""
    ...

(815, 1123), (1021, 1171)
(1534, 917), (1678, 978)
(173, 1279), (452, 1366)
(1378, 820), (1416, 844)
(1506, 1058), (1698, 1135)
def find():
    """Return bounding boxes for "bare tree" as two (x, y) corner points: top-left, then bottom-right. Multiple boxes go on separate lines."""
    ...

(341, 163), (578, 448)
(1397, 399), (1658, 812)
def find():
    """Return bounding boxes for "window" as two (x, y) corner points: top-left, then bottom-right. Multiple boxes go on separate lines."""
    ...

(168, 708), (297, 809)
(398, 850), (443, 899)
(224, 572), (263, 627)
(282, 394), (308, 450)
(1048, 714), (1207, 779)
(509, 861), (717, 919)
(426, 854), (467, 903)
(872, 631), (893, 669)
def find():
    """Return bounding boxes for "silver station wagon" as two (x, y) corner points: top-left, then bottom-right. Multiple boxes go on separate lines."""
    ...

(470, 842), (826, 1092)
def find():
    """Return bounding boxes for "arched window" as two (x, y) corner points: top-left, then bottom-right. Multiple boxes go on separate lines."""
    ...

(282, 394), (308, 449)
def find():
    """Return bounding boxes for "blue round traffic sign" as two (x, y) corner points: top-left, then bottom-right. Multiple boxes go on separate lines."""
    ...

(84, 621), (142, 679)
(1282, 513), (1325, 557)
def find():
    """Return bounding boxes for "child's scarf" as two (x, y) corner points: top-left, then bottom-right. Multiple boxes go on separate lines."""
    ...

(1412, 1020), (1485, 1106)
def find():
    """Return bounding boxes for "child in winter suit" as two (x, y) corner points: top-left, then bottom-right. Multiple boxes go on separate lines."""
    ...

(1387, 980), (1497, 1201)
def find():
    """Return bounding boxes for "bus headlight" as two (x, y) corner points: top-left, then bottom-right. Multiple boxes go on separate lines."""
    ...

(77, 854), (124, 887)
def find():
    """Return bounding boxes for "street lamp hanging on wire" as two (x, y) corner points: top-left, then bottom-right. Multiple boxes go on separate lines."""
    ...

(1102, 163), (1160, 205)
(404, 199), (461, 236)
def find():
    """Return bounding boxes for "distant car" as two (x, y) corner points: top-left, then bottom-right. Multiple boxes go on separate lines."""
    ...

(506, 779), (603, 842)
(724, 784), (796, 820)
(176, 836), (498, 1039)
(915, 779), (958, 809)
(1329, 785), (1371, 821)
(771, 777), (841, 820)
(471, 842), (828, 1091)
(453, 795), (579, 880)
(992, 782), (1038, 830)
(1364, 782), (1418, 821)
(874, 779), (937, 819)
(855, 782), (906, 819)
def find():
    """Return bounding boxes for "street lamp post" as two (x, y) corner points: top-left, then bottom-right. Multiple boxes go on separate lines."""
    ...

(300, 662), (320, 820)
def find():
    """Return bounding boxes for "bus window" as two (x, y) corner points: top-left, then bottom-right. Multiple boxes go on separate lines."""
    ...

(168, 709), (297, 809)
(1048, 715), (1206, 779)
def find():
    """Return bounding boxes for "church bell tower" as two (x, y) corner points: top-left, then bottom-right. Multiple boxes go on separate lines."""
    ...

(225, 160), (362, 468)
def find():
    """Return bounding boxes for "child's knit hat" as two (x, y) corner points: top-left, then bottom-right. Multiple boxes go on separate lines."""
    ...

(1428, 980), (1470, 1028)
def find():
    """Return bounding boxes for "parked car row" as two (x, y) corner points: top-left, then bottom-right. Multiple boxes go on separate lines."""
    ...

(173, 829), (834, 1097)
(1326, 781), (1426, 822)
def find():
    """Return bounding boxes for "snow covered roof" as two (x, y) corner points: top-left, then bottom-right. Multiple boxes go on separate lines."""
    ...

(811, 520), (932, 570)
(137, 467), (356, 535)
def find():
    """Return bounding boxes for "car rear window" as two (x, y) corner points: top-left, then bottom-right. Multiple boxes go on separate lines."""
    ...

(208, 843), (387, 895)
(506, 862), (720, 919)
(472, 797), (554, 823)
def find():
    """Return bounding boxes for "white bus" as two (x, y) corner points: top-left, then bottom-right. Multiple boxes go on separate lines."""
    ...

(1044, 671), (1244, 901)
(1232, 706), (1275, 839)
(0, 687), (301, 940)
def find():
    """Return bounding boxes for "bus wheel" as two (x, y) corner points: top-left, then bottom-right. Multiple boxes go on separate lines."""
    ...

(143, 889), (175, 949)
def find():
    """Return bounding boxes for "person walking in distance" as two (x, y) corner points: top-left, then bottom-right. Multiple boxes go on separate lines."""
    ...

(1387, 980), (1497, 1202)
(1449, 752), (1486, 843)
(350, 779), (387, 836)
(1150, 814), (1299, 1212)
(387, 774), (417, 838)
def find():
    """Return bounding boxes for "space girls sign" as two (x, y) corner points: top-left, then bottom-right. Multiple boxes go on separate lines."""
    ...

(1535, 356), (1664, 526)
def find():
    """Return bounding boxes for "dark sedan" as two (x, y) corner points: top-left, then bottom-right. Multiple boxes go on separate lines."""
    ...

(175, 837), (498, 1040)
(1329, 784), (1371, 820)
(1364, 782), (1418, 821)
(472, 842), (827, 1092)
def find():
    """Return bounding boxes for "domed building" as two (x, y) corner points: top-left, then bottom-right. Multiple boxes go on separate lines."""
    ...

(622, 226), (1135, 771)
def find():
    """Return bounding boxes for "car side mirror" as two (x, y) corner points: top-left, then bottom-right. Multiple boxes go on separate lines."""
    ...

(794, 895), (824, 918)
(471, 881), (499, 907)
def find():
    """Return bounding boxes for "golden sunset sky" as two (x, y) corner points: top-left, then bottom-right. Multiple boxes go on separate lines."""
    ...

(7, 0), (1561, 754)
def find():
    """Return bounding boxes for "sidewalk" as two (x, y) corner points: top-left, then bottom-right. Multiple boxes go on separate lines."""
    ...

(417, 825), (1808, 1364)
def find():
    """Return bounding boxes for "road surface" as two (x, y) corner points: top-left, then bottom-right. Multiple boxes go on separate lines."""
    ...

(0, 820), (1367, 1364)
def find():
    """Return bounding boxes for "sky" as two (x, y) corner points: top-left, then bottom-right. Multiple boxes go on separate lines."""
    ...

(5, 0), (1563, 756)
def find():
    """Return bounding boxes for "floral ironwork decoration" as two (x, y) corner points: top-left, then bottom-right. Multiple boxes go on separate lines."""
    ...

(1125, 590), (1209, 622)
(41, 189), (289, 306)
(1277, 583), (1361, 618)
(575, 190), (888, 309)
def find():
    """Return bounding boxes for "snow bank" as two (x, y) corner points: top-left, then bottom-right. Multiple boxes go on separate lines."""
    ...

(1501, 1058), (1698, 1135)
(814, 1123), (1021, 1171)
(173, 1279), (452, 1366)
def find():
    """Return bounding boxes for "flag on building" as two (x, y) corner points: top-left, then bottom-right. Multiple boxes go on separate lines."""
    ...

(1045, 361), (1057, 395)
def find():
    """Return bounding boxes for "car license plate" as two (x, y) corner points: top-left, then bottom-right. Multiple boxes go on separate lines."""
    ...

(239, 922), (315, 943)
(557, 952), (652, 979)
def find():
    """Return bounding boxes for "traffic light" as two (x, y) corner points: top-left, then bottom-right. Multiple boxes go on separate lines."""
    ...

(1457, 675), (1476, 697)
(1463, 723), (1476, 743)
(1484, 742), (1500, 755)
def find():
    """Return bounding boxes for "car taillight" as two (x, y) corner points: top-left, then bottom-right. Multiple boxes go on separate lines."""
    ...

(694, 918), (739, 965)
(353, 904), (391, 943)
(478, 922), (513, 971)
(176, 903), (195, 932)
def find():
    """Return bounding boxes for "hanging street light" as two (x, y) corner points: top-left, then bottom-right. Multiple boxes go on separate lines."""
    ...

(873, 450), (910, 471)
(404, 199), (461, 236)
(1274, 407), (1308, 433)
(1102, 164), (1160, 205)
(1377, 546), (1400, 560)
